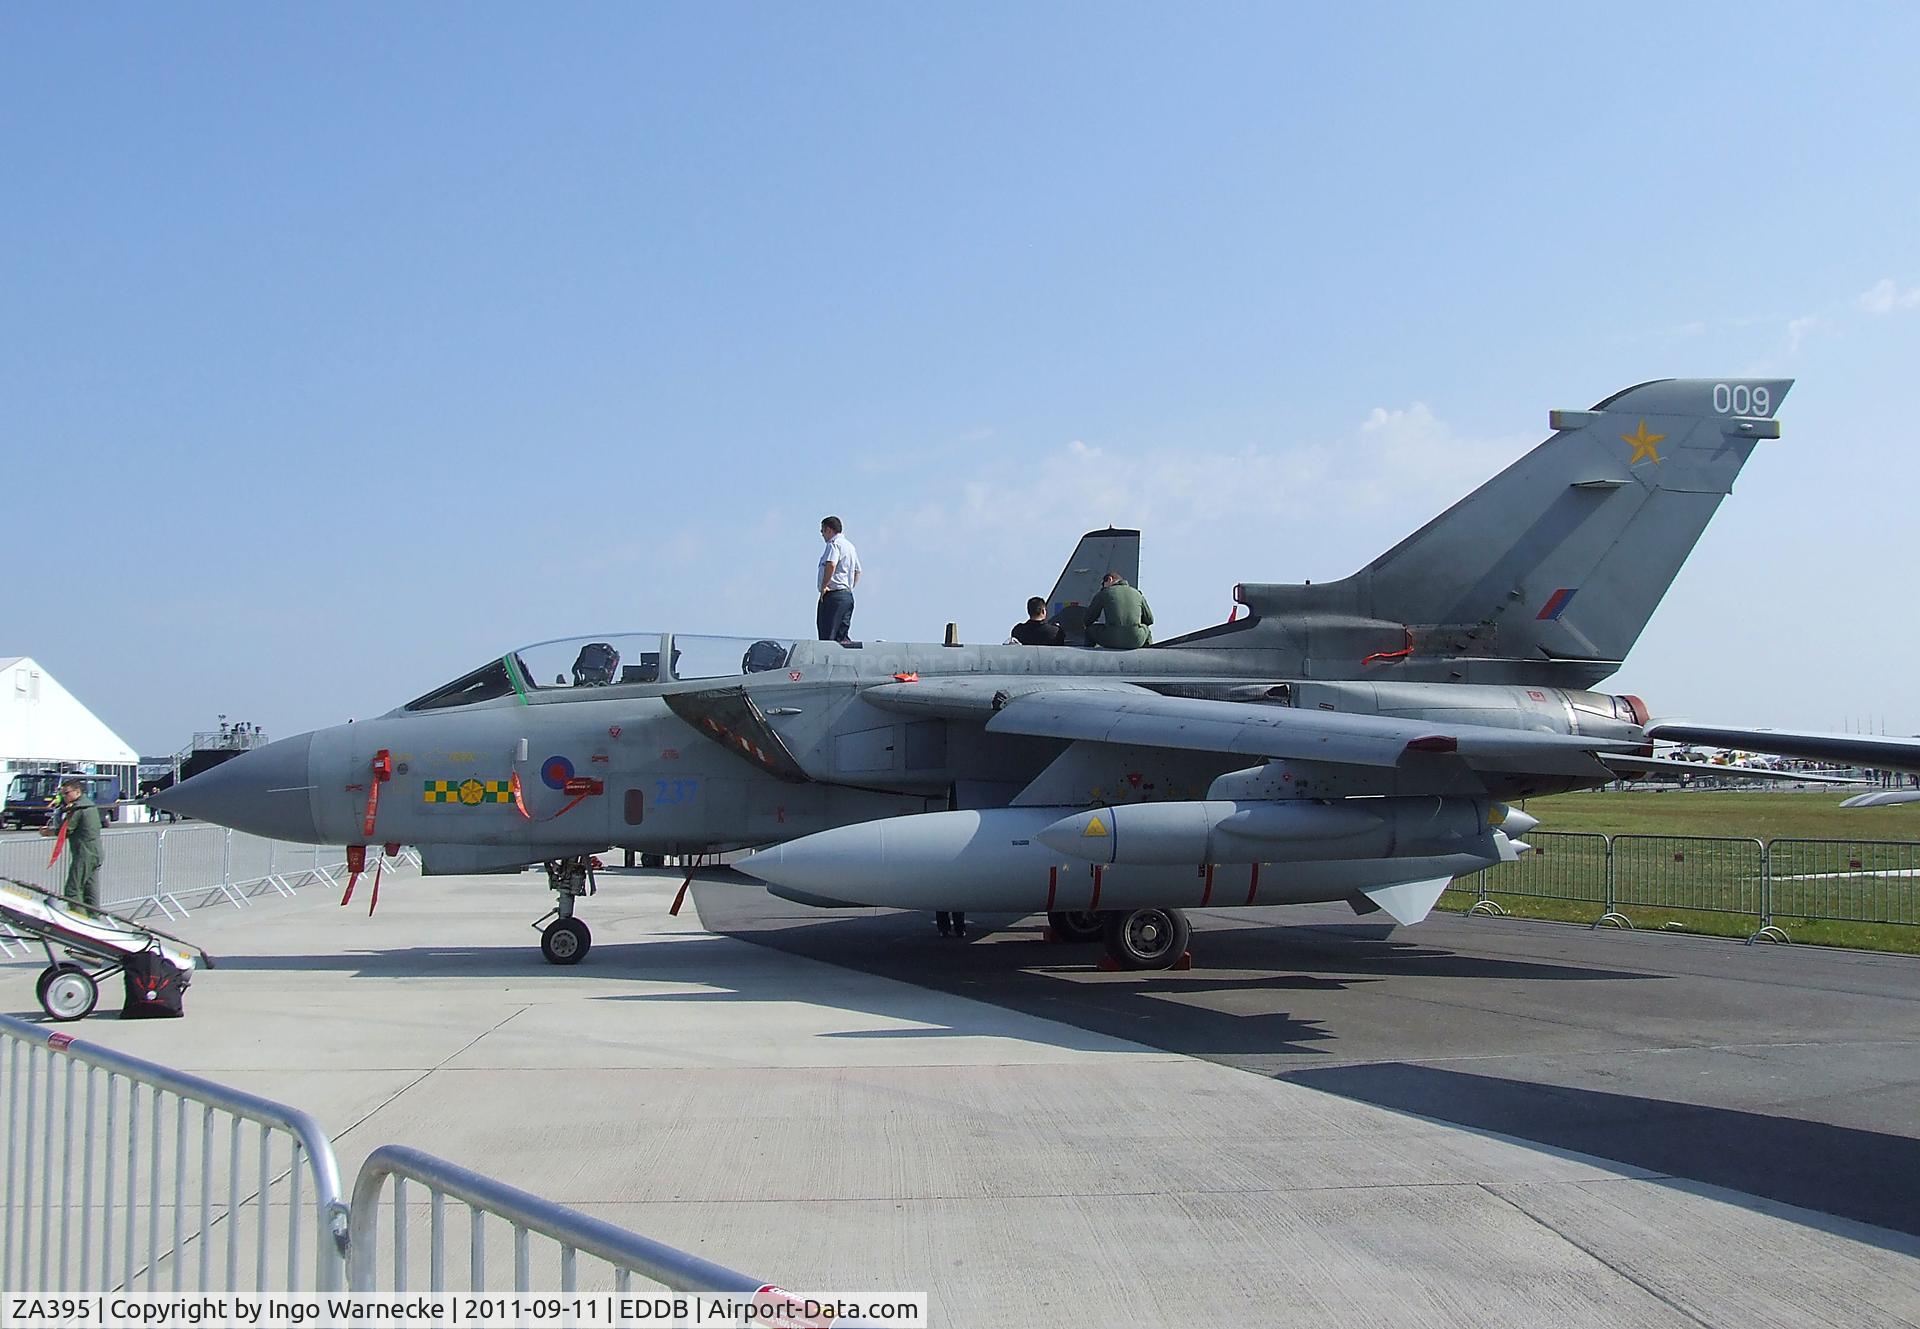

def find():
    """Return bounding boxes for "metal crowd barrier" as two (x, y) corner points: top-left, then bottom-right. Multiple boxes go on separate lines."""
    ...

(1767, 839), (1920, 928)
(0, 826), (420, 934)
(0, 1017), (783, 1300)
(1465, 830), (1920, 942)
(1467, 831), (1610, 915)
(347, 1145), (768, 1296)
(1611, 834), (1766, 926)
(0, 1012), (348, 1291)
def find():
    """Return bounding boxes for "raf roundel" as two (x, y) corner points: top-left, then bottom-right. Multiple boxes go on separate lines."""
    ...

(541, 755), (576, 792)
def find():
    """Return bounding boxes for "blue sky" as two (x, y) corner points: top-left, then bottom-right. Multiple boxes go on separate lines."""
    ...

(6, 5), (1919, 754)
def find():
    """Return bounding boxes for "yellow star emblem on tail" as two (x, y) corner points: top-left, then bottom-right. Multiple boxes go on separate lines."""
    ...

(1622, 419), (1665, 465)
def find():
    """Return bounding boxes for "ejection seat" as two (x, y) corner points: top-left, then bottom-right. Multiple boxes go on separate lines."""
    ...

(570, 642), (621, 686)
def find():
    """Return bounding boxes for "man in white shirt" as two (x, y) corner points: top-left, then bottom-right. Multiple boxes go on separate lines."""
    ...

(817, 515), (862, 642)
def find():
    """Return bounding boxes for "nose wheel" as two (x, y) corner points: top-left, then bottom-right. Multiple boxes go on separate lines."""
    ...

(540, 917), (591, 965)
(533, 855), (598, 965)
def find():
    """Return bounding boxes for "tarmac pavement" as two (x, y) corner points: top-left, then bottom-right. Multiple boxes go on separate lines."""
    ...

(3, 866), (1916, 1327)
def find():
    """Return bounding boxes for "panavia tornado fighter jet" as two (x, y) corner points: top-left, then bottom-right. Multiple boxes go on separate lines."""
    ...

(156, 378), (1791, 970)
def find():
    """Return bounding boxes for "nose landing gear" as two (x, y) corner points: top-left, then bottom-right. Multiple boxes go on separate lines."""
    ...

(534, 855), (597, 965)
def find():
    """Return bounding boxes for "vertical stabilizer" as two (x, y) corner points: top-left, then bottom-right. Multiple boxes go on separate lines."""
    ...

(1048, 527), (1141, 645)
(1227, 379), (1789, 680)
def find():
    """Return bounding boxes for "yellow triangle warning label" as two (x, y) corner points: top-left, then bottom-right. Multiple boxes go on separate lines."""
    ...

(1083, 815), (1109, 838)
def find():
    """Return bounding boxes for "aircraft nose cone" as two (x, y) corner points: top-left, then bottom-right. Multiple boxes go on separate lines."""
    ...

(150, 732), (320, 843)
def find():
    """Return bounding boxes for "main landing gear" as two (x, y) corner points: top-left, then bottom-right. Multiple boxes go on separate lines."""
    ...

(1049, 907), (1191, 971)
(534, 856), (597, 965)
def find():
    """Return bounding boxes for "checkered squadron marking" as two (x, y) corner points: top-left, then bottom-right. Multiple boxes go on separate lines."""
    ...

(423, 778), (512, 805)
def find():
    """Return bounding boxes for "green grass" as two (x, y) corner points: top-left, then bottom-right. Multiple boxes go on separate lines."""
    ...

(1436, 789), (1920, 956)
(1515, 788), (1919, 840)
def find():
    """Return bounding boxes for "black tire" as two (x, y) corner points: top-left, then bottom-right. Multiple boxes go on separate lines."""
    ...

(1048, 910), (1105, 943)
(41, 967), (99, 1021)
(1101, 907), (1191, 970)
(540, 917), (591, 966)
(640, 852), (667, 869)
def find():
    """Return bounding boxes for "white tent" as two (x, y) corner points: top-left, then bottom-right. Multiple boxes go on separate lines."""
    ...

(0, 656), (139, 779)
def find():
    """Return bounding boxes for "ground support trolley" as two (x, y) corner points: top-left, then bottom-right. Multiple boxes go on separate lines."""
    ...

(0, 877), (214, 1021)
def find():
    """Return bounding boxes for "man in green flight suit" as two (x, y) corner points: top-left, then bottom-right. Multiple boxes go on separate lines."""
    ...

(1085, 572), (1154, 649)
(40, 779), (104, 911)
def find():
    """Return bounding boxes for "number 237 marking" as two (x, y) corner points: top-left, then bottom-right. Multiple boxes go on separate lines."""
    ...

(654, 779), (699, 806)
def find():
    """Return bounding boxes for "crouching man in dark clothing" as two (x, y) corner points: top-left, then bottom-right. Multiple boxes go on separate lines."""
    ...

(1010, 597), (1066, 646)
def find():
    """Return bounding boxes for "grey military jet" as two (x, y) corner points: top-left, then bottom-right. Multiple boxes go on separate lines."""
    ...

(155, 378), (1791, 970)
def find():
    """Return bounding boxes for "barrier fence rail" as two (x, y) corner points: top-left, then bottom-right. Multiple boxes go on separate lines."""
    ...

(0, 1011), (348, 1292)
(0, 825), (417, 932)
(1466, 830), (1920, 942)
(0, 1019), (783, 1302)
(348, 1145), (769, 1296)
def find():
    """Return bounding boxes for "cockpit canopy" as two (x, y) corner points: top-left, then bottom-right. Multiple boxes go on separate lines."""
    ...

(404, 633), (797, 712)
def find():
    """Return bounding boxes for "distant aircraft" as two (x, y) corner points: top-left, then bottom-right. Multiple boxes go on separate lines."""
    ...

(1647, 722), (1920, 806)
(157, 378), (1795, 970)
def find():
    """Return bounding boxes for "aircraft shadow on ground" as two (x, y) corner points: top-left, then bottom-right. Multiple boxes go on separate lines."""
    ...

(689, 897), (1653, 1060)
(155, 936), (1141, 1056)
(1282, 1061), (1920, 1247)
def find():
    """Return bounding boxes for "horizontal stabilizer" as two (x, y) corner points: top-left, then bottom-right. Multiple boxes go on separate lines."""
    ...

(1359, 876), (1453, 926)
(1841, 790), (1920, 809)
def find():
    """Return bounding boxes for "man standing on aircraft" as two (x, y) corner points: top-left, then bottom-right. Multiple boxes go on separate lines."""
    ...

(1084, 572), (1153, 649)
(1010, 597), (1067, 646)
(40, 778), (104, 911)
(817, 515), (861, 643)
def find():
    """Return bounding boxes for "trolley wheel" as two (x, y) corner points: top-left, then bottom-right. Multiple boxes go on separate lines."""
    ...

(1101, 907), (1192, 971)
(540, 917), (591, 966)
(41, 967), (99, 1022)
(35, 962), (85, 1007)
(1047, 910), (1105, 943)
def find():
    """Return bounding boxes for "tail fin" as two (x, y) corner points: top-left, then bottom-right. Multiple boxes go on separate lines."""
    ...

(1047, 527), (1140, 645)
(1228, 379), (1790, 683)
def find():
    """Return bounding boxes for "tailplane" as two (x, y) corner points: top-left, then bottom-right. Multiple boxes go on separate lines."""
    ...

(1218, 379), (1790, 685)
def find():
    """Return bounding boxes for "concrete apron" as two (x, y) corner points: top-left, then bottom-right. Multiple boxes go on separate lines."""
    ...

(6, 867), (1916, 1328)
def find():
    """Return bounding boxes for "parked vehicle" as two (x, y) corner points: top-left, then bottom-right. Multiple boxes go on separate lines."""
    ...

(0, 771), (122, 830)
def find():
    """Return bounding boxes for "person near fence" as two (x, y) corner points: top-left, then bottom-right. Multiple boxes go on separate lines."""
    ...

(40, 778), (104, 911)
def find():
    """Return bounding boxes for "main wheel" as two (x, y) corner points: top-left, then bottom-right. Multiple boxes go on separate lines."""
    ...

(640, 852), (667, 869)
(41, 968), (99, 1021)
(1047, 910), (1104, 943)
(540, 917), (591, 965)
(1101, 907), (1191, 970)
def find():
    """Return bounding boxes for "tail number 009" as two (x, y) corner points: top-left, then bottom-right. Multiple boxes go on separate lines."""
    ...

(1712, 383), (1771, 417)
